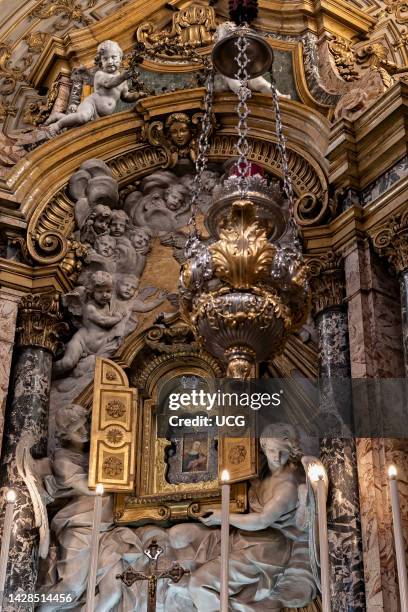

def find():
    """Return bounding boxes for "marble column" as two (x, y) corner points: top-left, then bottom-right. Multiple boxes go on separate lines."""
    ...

(309, 251), (365, 611)
(0, 289), (20, 458)
(0, 293), (64, 610)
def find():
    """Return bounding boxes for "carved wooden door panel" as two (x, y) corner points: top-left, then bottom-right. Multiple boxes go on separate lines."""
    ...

(88, 357), (137, 491)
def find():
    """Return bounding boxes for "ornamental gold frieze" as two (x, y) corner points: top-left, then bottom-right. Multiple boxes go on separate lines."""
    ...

(371, 209), (408, 273)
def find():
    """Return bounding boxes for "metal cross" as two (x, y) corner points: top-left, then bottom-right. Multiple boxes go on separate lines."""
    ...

(116, 538), (190, 612)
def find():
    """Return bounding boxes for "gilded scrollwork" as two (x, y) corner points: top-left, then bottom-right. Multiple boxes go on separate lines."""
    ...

(29, 0), (96, 31)
(0, 41), (32, 96)
(23, 80), (60, 126)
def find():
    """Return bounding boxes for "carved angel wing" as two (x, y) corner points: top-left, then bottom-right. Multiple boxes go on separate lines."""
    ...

(299, 455), (329, 593)
(16, 432), (53, 559)
(137, 286), (159, 300)
(61, 286), (87, 317)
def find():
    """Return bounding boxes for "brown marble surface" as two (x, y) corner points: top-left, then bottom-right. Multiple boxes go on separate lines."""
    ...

(344, 239), (406, 612)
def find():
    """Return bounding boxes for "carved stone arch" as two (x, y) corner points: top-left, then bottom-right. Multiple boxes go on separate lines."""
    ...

(21, 90), (329, 275)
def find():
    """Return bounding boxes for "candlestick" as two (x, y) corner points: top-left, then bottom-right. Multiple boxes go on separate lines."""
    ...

(85, 483), (104, 612)
(220, 469), (230, 612)
(309, 465), (330, 612)
(388, 465), (408, 612)
(0, 489), (16, 611)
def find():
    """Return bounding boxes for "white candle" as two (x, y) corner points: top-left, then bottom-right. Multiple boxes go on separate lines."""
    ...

(85, 483), (104, 612)
(0, 489), (16, 611)
(220, 469), (230, 612)
(309, 465), (330, 612)
(388, 465), (408, 612)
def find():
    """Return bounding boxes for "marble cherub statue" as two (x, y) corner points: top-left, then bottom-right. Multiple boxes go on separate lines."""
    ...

(53, 271), (125, 376)
(80, 203), (112, 246)
(173, 423), (326, 611)
(44, 40), (147, 134)
(114, 274), (168, 334)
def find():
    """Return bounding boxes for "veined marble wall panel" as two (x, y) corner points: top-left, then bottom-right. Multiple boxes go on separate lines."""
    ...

(0, 289), (19, 457)
(345, 239), (406, 611)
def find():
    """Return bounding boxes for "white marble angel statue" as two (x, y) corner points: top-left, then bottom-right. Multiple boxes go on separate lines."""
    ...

(45, 40), (147, 134)
(172, 423), (327, 611)
(214, 22), (290, 98)
(53, 271), (125, 376)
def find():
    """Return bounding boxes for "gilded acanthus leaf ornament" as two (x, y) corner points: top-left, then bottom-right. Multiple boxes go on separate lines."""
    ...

(210, 200), (276, 289)
(17, 293), (68, 355)
(0, 41), (32, 96)
(371, 210), (408, 273)
(23, 80), (60, 126)
(328, 37), (359, 81)
(29, 0), (96, 31)
(0, 97), (17, 120)
(307, 250), (345, 316)
(137, 4), (216, 58)
(23, 31), (49, 54)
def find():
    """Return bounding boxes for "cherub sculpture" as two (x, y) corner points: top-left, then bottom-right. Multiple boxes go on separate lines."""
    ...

(214, 22), (290, 98)
(147, 112), (206, 167)
(124, 170), (191, 236)
(45, 40), (148, 134)
(83, 233), (118, 274)
(80, 203), (112, 246)
(114, 274), (168, 334)
(53, 271), (124, 377)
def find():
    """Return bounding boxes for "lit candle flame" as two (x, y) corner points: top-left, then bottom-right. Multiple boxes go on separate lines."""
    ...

(5, 489), (16, 503)
(308, 463), (325, 483)
(388, 465), (397, 479)
(221, 469), (230, 483)
(95, 483), (104, 495)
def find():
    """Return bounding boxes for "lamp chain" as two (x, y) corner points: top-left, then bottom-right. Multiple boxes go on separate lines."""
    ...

(185, 69), (215, 256)
(269, 68), (302, 247)
(235, 30), (251, 198)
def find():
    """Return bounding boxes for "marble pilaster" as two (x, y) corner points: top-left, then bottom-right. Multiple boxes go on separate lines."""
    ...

(345, 238), (406, 612)
(0, 293), (64, 610)
(0, 290), (20, 458)
(399, 268), (408, 376)
(310, 251), (365, 611)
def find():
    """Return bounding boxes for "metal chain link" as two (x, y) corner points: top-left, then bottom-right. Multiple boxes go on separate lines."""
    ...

(185, 69), (215, 255)
(235, 30), (251, 198)
(269, 67), (302, 247)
